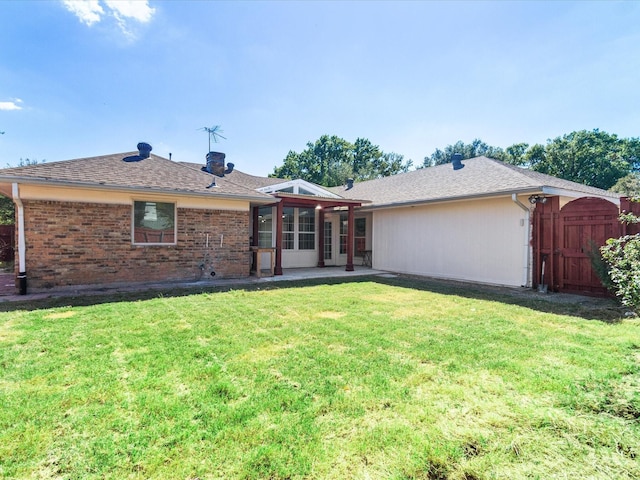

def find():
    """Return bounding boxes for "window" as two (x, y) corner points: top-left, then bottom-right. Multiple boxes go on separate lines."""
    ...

(339, 213), (348, 254)
(298, 208), (315, 250)
(133, 201), (176, 244)
(324, 220), (332, 260)
(258, 206), (273, 247)
(279, 207), (316, 250)
(355, 217), (366, 254)
(282, 207), (294, 250)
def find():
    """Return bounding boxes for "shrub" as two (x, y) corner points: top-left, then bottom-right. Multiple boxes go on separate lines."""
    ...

(600, 234), (640, 311)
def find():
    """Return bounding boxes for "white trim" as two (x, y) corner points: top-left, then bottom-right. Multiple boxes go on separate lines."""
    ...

(256, 179), (341, 198)
(12, 183), (26, 273)
(511, 194), (532, 287)
(541, 186), (620, 205)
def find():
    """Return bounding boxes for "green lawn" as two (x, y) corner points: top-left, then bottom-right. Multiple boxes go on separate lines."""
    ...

(1, 277), (638, 479)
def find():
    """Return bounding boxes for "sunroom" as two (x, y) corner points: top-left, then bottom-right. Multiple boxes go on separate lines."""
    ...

(250, 179), (368, 275)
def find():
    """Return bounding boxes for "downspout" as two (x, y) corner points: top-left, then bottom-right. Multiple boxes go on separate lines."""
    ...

(512, 194), (532, 288)
(12, 183), (27, 294)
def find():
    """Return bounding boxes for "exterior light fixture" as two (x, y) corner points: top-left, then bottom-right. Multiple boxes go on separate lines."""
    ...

(528, 195), (548, 205)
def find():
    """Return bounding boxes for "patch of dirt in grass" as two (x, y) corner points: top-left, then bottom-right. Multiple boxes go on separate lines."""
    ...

(316, 311), (346, 319)
(43, 311), (76, 320)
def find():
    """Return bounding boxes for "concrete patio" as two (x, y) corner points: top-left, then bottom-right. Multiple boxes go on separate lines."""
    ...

(0, 266), (389, 303)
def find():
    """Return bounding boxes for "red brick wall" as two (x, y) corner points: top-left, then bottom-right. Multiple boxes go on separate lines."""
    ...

(21, 200), (250, 290)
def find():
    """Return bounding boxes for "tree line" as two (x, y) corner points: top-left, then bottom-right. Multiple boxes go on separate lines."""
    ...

(271, 129), (640, 194)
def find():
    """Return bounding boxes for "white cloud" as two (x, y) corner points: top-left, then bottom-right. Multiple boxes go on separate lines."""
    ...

(0, 99), (23, 111)
(105, 0), (155, 23)
(62, 0), (155, 38)
(62, 0), (104, 26)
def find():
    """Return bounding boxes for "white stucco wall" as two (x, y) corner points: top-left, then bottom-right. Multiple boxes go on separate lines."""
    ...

(371, 196), (531, 287)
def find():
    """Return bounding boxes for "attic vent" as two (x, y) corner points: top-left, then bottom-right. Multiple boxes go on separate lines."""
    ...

(123, 142), (152, 162)
(201, 151), (235, 177)
(452, 153), (464, 170)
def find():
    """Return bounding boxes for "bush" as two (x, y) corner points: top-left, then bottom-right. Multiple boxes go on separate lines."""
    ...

(600, 234), (640, 311)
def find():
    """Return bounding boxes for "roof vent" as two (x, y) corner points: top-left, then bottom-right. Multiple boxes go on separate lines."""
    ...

(346, 178), (354, 190)
(123, 142), (152, 162)
(201, 151), (234, 177)
(452, 153), (464, 170)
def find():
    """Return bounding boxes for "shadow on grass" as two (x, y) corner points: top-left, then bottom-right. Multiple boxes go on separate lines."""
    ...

(0, 274), (628, 323)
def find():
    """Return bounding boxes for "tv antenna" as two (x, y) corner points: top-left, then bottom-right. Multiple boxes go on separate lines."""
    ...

(201, 125), (226, 151)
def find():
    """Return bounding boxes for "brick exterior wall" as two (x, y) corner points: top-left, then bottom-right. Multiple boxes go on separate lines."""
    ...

(20, 200), (250, 290)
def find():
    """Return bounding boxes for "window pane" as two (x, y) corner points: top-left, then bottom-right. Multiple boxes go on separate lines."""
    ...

(258, 206), (273, 247)
(324, 221), (332, 260)
(299, 233), (315, 250)
(133, 201), (175, 244)
(339, 213), (347, 254)
(298, 208), (315, 250)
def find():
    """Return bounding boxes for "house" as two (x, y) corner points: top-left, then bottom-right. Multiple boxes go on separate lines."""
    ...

(0, 146), (622, 295)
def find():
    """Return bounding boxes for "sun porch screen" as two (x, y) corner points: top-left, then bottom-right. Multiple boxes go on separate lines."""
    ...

(132, 201), (176, 244)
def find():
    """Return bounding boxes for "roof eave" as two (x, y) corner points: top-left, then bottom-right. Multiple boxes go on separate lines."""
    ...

(541, 186), (620, 205)
(356, 188), (548, 211)
(359, 186), (620, 211)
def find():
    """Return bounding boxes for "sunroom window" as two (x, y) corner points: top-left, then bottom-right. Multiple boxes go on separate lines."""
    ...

(283, 207), (294, 250)
(257, 206), (273, 247)
(298, 208), (315, 250)
(133, 201), (176, 244)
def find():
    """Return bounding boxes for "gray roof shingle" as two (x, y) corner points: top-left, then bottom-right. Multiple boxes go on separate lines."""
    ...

(0, 152), (273, 201)
(329, 156), (620, 208)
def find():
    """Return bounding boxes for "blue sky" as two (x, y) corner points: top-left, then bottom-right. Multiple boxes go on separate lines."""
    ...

(1, 1), (639, 176)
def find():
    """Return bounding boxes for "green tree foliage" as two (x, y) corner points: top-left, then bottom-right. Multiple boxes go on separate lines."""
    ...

(0, 158), (45, 225)
(610, 173), (640, 198)
(421, 130), (640, 191)
(0, 196), (14, 225)
(525, 129), (640, 190)
(271, 135), (411, 187)
(421, 139), (505, 167)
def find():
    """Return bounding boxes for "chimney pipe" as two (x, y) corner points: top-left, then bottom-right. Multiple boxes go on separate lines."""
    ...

(137, 142), (152, 159)
(452, 153), (464, 170)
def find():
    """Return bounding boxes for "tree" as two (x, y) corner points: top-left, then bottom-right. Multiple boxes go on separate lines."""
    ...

(0, 196), (13, 225)
(610, 173), (640, 198)
(0, 158), (45, 225)
(421, 139), (504, 167)
(271, 135), (411, 187)
(526, 129), (639, 190)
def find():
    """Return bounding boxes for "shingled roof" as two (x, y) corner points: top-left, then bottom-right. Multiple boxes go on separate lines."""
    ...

(329, 156), (620, 208)
(179, 162), (285, 190)
(0, 152), (273, 201)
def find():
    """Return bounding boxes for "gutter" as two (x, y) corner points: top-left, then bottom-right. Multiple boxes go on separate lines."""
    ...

(12, 183), (27, 294)
(511, 194), (532, 288)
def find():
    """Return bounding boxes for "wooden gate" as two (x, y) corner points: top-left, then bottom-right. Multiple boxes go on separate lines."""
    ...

(533, 197), (620, 296)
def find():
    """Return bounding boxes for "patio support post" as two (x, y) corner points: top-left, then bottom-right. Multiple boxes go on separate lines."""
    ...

(275, 200), (284, 275)
(346, 205), (355, 271)
(317, 207), (325, 267)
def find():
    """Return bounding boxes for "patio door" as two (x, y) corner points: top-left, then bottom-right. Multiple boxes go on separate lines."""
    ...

(323, 219), (335, 266)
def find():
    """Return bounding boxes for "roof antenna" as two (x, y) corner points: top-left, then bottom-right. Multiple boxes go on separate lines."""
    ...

(201, 125), (226, 151)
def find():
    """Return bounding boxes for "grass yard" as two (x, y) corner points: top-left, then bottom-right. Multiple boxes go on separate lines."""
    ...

(1, 277), (639, 479)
